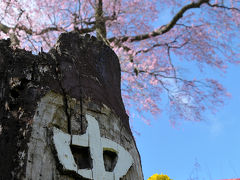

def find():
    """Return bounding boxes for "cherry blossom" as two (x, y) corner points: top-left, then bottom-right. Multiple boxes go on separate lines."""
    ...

(1, 0), (239, 125)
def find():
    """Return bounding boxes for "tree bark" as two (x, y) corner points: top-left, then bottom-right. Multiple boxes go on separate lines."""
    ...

(0, 32), (143, 179)
(95, 0), (107, 41)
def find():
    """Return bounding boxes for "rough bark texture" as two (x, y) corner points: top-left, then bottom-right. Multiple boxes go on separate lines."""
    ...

(0, 32), (143, 179)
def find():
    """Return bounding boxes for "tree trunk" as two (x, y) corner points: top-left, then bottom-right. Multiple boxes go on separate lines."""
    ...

(0, 32), (143, 179)
(95, 0), (107, 41)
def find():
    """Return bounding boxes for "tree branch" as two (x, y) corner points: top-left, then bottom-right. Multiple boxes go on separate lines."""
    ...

(95, 0), (107, 40)
(0, 23), (19, 46)
(109, 0), (209, 43)
(74, 25), (96, 34)
(0, 23), (11, 34)
(206, 2), (240, 12)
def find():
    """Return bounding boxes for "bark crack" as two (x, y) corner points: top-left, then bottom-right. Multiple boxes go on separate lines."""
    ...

(48, 52), (72, 136)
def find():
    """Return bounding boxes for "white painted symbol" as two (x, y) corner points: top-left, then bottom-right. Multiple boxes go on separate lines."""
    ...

(53, 114), (133, 180)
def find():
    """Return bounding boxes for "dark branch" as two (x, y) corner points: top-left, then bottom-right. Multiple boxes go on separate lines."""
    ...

(109, 0), (209, 43)
(206, 2), (240, 12)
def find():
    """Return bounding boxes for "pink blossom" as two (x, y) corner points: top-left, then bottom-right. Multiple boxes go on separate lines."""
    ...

(0, 0), (239, 125)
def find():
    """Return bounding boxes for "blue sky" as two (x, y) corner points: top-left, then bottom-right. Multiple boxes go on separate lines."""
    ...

(135, 63), (240, 180)
(132, 3), (240, 179)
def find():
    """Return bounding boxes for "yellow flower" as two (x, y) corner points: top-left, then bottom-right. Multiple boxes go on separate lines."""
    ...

(147, 173), (173, 180)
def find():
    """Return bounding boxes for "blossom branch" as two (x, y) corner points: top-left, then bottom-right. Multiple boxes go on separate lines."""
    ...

(206, 2), (240, 12)
(109, 0), (209, 43)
